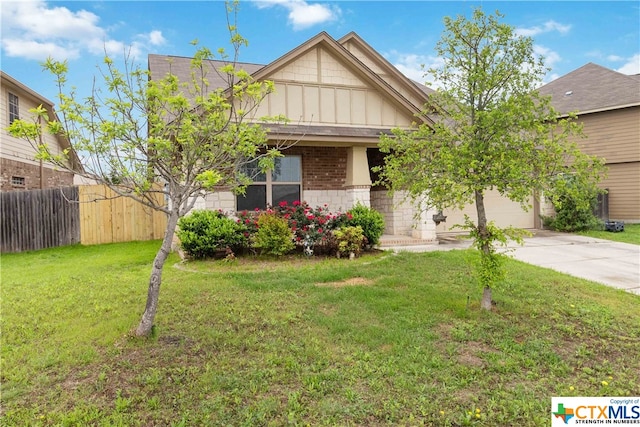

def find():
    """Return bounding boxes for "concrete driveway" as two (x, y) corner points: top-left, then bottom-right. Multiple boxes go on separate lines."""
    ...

(384, 231), (640, 295)
(505, 231), (640, 295)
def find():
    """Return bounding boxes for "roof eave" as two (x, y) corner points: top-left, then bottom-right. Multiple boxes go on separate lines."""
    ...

(558, 102), (640, 118)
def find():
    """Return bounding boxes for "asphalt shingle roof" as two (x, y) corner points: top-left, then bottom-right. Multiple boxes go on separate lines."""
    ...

(148, 54), (265, 95)
(538, 62), (640, 115)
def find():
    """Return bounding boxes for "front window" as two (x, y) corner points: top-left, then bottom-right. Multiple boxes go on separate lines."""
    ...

(237, 156), (301, 210)
(8, 93), (19, 124)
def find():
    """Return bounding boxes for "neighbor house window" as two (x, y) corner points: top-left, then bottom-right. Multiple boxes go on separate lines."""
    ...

(237, 156), (301, 211)
(11, 176), (25, 187)
(8, 93), (19, 124)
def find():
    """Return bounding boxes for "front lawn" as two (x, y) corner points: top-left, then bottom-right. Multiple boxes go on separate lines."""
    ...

(577, 223), (640, 245)
(1, 241), (639, 426)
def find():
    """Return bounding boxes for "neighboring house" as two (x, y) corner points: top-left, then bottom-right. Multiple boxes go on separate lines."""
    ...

(1, 71), (81, 192)
(149, 31), (539, 239)
(538, 63), (640, 222)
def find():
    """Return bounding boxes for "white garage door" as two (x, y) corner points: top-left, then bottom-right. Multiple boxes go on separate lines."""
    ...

(436, 190), (536, 233)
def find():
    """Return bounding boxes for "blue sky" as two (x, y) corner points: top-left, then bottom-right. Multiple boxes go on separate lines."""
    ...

(2, 1), (639, 104)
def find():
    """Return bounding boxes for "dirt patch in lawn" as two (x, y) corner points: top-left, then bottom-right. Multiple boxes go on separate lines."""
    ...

(315, 277), (374, 288)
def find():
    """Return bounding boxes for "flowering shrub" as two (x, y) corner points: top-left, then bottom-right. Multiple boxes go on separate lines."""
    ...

(235, 201), (383, 257)
(274, 201), (351, 255)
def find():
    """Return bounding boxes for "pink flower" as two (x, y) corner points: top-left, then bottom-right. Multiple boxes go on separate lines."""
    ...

(279, 201), (288, 207)
(293, 200), (301, 206)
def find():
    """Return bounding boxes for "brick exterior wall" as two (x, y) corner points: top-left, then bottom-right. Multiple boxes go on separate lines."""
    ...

(284, 146), (347, 191)
(1, 158), (74, 192)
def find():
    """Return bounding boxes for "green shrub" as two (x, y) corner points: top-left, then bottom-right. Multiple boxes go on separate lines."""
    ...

(177, 210), (247, 259)
(542, 175), (603, 232)
(333, 226), (365, 257)
(346, 204), (385, 246)
(253, 213), (295, 256)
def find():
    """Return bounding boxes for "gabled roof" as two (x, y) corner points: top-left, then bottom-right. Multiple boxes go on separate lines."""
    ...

(338, 32), (435, 99)
(1, 71), (83, 171)
(147, 54), (264, 94)
(538, 63), (640, 115)
(148, 31), (434, 128)
(247, 31), (432, 125)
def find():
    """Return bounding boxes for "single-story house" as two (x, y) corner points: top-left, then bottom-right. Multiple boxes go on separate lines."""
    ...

(1, 71), (82, 192)
(149, 31), (542, 239)
(538, 63), (640, 222)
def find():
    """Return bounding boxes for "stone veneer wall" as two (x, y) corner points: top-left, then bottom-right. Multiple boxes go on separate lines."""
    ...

(371, 190), (414, 236)
(1, 158), (74, 192)
(371, 189), (437, 240)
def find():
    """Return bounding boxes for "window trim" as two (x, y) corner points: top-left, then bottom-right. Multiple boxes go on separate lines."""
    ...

(237, 155), (302, 210)
(8, 92), (19, 124)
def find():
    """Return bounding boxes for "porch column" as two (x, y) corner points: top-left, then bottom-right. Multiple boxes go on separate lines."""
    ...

(412, 199), (438, 241)
(344, 146), (372, 208)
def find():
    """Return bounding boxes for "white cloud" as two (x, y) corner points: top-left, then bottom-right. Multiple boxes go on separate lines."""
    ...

(147, 30), (166, 46)
(516, 20), (571, 37)
(586, 50), (640, 75)
(1, 0), (162, 61)
(534, 45), (562, 70)
(607, 54), (625, 62)
(386, 50), (444, 87)
(617, 54), (640, 75)
(2, 38), (80, 61)
(253, 0), (340, 30)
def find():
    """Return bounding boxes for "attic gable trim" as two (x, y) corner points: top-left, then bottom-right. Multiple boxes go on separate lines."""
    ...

(338, 32), (432, 105)
(1, 71), (55, 108)
(248, 31), (433, 127)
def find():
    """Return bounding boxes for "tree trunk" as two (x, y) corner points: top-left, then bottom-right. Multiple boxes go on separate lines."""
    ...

(475, 190), (493, 311)
(135, 209), (180, 337)
(481, 286), (492, 310)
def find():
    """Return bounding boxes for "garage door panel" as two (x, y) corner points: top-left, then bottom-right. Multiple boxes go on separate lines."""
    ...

(436, 190), (534, 233)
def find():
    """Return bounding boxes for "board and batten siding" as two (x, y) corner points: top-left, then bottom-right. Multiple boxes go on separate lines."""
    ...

(253, 46), (413, 128)
(577, 106), (640, 221)
(340, 40), (427, 109)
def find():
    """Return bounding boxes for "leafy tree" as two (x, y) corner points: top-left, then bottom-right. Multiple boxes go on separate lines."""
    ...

(377, 9), (605, 309)
(7, 2), (287, 336)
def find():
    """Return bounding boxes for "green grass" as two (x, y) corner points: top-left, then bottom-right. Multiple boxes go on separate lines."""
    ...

(2, 241), (639, 426)
(576, 223), (640, 245)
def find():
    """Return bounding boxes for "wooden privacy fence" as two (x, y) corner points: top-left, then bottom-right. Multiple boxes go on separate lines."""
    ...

(1, 186), (80, 253)
(1, 185), (167, 253)
(79, 185), (166, 246)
